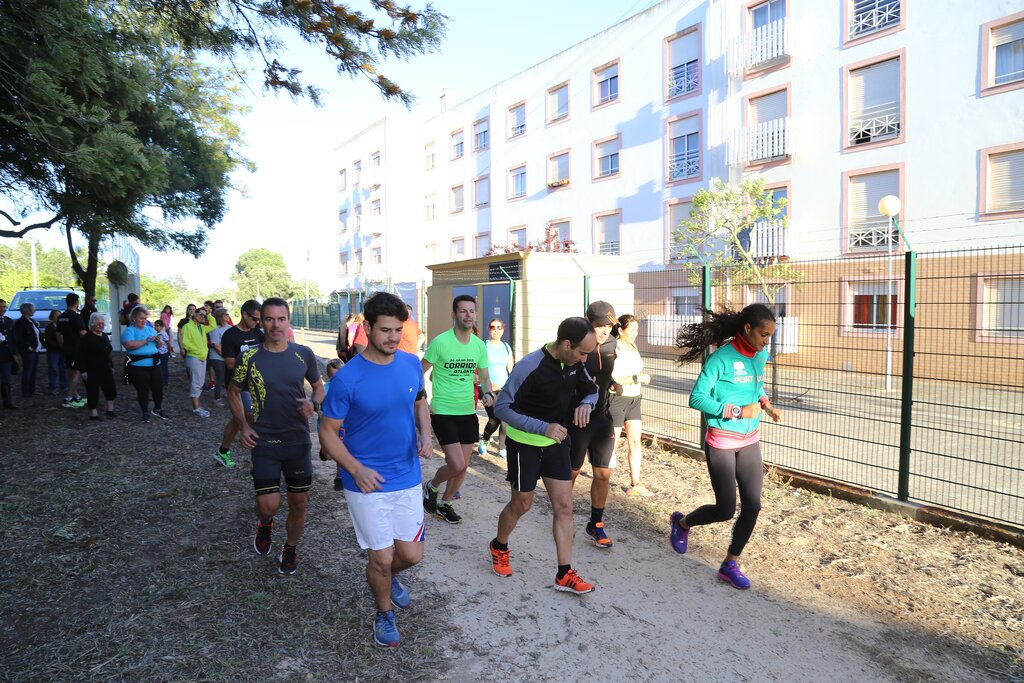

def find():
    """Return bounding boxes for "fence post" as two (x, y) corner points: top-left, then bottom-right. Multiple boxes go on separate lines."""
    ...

(700, 264), (712, 446)
(583, 273), (590, 310)
(897, 251), (917, 501)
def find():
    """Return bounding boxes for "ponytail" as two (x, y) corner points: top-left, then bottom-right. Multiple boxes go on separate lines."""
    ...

(676, 303), (775, 363)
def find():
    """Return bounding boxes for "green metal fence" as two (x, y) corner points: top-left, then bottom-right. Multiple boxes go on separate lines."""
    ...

(289, 297), (342, 333)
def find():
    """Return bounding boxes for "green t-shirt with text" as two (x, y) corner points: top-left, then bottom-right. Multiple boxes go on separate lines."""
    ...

(424, 328), (488, 415)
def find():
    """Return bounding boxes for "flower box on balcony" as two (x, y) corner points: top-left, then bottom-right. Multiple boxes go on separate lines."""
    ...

(547, 179), (569, 189)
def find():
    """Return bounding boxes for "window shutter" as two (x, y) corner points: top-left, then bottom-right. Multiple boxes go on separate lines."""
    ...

(750, 90), (787, 125)
(992, 19), (1024, 46)
(988, 149), (1024, 212)
(596, 138), (619, 157)
(849, 170), (898, 226)
(669, 115), (699, 139)
(850, 58), (899, 118)
(670, 31), (698, 68)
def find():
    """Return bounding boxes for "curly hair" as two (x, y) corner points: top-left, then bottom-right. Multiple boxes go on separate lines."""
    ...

(676, 303), (775, 363)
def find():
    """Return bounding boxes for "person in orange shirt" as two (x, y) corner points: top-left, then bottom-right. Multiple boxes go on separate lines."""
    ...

(397, 304), (423, 356)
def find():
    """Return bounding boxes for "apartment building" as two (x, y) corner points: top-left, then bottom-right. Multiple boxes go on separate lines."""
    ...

(334, 0), (1024, 344)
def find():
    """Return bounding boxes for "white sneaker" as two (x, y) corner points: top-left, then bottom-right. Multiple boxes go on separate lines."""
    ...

(192, 408), (210, 418)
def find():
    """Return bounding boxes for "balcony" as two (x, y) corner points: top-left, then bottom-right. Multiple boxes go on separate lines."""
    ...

(849, 102), (899, 146)
(729, 221), (788, 261)
(727, 118), (790, 166)
(727, 18), (790, 76)
(668, 149), (700, 181)
(850, 0), (900, 39)
(668, 61), (699, 98)
(848, 219), (897, 253)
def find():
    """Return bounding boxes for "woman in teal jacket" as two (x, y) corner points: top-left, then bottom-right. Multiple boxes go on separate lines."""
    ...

(669, 303), (782, 589)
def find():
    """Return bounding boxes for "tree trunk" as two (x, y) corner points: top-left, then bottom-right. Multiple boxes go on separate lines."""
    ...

(64, 222), (101, 298)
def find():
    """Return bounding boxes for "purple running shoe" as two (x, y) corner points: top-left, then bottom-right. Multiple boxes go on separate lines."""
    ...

(718, 560), (751, 589)
(669, 511), (689, 554)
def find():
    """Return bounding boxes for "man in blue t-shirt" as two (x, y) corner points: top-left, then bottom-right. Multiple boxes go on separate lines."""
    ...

(319, 292), (432, 649)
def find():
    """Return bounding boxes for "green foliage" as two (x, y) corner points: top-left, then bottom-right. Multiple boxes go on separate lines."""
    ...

(231, 248), (298, 302)
(139, 273), (203, 316)
(672, 178), (802, 307)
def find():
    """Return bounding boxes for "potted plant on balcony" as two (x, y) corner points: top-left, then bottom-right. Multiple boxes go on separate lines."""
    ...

(547, 178), (569, 189)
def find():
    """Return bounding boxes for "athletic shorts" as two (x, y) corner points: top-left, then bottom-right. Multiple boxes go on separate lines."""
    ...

(251, 443), (313, 496)
(62, 348), (79, 371)
(430, 413), (479, 446)
(345, 484), (425, 551)
(569, 410), (616, 470)
(506, 437), (572, 493)
(610, 395), (642, 429)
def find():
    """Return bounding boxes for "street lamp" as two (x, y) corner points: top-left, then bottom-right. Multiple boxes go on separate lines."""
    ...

(878, 194), (901, 392)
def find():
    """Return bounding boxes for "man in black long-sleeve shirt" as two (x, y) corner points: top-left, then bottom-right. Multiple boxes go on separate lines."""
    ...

(489, 316), (599, 595)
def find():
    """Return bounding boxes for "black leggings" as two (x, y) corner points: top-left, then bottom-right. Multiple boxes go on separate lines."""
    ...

(127, 363), (164, 414)
(85, 369), (117, 409)
(685, 443), (764, 557)
(482, 404), (502, 441)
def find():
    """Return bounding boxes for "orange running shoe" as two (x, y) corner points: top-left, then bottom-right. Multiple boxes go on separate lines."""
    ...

(490, 541), (512, 577)
(585, 521), (613, 548)
(554, 568), (595, 594)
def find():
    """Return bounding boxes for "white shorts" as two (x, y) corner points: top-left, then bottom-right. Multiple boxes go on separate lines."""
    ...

(345, 483), (425, 551)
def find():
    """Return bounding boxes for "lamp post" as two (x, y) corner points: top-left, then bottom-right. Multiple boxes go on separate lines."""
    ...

(878, 194), (901, 392)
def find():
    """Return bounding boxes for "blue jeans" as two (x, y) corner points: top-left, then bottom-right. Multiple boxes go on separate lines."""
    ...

(20, 351), (39, 396)
(47, 351), (68, 394)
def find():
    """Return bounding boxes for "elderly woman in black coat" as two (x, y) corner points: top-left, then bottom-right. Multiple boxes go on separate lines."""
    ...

(77, 312), (117, 421)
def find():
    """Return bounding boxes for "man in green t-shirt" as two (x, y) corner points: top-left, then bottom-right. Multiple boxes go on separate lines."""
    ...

(421, 295), (494, 524)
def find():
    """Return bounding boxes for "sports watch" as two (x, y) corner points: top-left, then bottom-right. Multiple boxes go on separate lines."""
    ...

(729, 405), (742, 419)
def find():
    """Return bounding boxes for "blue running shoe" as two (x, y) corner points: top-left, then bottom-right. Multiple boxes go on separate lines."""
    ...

(373, 610), (400, 648)
(670, 511), (689, 554)
(718, 560), (751, 589)
(390, 577), (411, 609)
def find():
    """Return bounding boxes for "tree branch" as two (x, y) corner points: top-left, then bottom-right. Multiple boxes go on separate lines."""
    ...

(0, 212), (64, 238)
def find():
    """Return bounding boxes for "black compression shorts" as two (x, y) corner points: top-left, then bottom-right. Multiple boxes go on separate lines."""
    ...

(569, 409), (615, 469)
(506, 438), (572, 493)
(430, 413), (479, 446)
(251, 443), (313, 496)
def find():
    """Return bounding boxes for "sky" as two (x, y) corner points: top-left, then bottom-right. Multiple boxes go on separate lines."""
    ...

(2, 0), (657, 295)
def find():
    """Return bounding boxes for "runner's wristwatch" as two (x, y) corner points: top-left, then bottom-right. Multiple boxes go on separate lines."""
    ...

(729, 405), (742, 419)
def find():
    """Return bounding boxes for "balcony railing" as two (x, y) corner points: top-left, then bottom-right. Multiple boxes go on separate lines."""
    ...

(668, 149), (700, 181)
(850, 0), (900, 38)
(849, 101), (899, 146)
(849, 218), (898, 252)
(727, 17), (790, 76)
(668, 61), (699, 97)
(727, 117), (790, 166)
(598, 241), (620, 256)
(729, 221), (788, 261)
(510, 123), (525, 138)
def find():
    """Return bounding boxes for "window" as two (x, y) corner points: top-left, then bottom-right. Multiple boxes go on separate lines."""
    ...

(751, 0), (785, 28)
(548, 83), (569, 123)
(668, 116), (700, 181)
(355, 249), (363, 273)
(450, 185), (465, 213)
(666, 30), (699, 99)
(338, 169), (347, 191)
(371, 247), (382, 265)
(595, 212), (620, 255)
(451, 129), (465, 160)
(370, 150), (381, 167)
(848, 56), (900, 147)
(671, 286), (700, 316)
(987, 17), (1024, 90)
(451, 238), (465, 260)
(548, 151), (570, 187)
(748, 88), (789, 162)
(339, 251), (349, 276)
(509, 227), (527, 249)
(509, 165), (526, 200)
(338, 209), (348, 234)
(982, 277), (1024, 338)
(849, 0), (901, 40)
(508, 103), (526, 138)
(425, 142), (436, 170)
(353, 161), (361, 185)
(747, 286), (788, 318)
(547, 220), (570, 243)
(847, 168), (899, 252)
(474, 176), (490, 207)
(354, 203), (362, 230)
(371, 199), (381, 216)
(426, 202), (436, 220)
(850, 281), (898, 330)
(985, 147), (1024, 214)
(594, 137), (620, 179)
(473, 119), (489, 151)
(667, 201), (692, 263)
(594, 62), (619, 106)
(475, 233), (491, 258)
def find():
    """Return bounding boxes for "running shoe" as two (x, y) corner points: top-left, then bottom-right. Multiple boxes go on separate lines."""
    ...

(489, 541), (512, 577)
(62, 397), (76, 408)
(718, 560), (751, 589)
(89, 415), (102, 422)
(625, 484), (654, 498)
(253, 520), (273, 555)
(390, 577), (411, 609)
(453, 490), (462, 500)
(498, 448), (507, 460)
(477, 440), (487, 455)
(670, 511), (689, 554)
(434, 503), (462, 524)
(142, 412), (151, 423)
(192, 407), (210, 418)
(72, 397), (87, 408)
(585, 522), (613, 548)
(373, 610), (400, 648)
(553, 569), (595, 595)
(150, 409), (170, 421)
(278, 544), (298, 575)
(214, 449), (236, 468)
(422, 482), (439, 515)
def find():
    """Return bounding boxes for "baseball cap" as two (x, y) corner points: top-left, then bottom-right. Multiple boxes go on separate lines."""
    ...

(585, 300), (616, 326)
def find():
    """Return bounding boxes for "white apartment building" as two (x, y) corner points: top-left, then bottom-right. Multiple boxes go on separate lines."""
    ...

(335, 0), (1024, 306)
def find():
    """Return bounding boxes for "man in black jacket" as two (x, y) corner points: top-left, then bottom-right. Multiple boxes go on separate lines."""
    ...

(13, 303), (42, 397)
(0, 299), (17, 409)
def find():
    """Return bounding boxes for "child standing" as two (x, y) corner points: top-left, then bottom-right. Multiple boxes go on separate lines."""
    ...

(153, 319), (171, 388)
